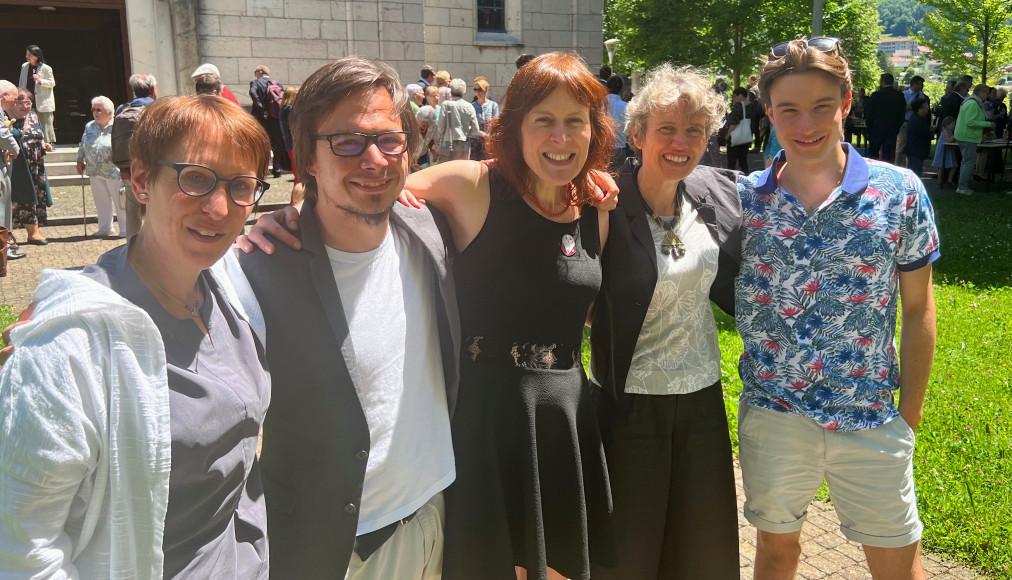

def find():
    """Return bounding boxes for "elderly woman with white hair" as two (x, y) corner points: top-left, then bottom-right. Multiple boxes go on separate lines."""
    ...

(589, 64), (743, 579)
(436, 77), (480, 161)
(414, 104), (438, 169)
(76, 95), (123, 237)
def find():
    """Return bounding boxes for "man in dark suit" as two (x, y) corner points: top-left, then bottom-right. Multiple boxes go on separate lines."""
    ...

(941, 80), (968, 123)
(249, 65), (289, 178)
(238, 57), (459, 579)
(864, 73), (906, 161)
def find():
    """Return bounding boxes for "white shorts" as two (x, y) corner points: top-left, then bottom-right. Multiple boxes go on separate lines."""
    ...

(738, 403), (922, 548)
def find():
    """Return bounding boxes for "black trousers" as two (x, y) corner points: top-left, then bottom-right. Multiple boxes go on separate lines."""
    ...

(726, 143), (750, 173)
(867, 134), (896, 162)
(259, 117), (291, 172)
(591, 382), (739, 580)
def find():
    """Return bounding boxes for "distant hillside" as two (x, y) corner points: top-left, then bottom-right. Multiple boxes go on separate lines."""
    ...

(878, 0), (931, 38)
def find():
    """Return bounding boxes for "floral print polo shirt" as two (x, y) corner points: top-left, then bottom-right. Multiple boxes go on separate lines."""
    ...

(77, 120), (122, 181)
(735, 143), (940, 431)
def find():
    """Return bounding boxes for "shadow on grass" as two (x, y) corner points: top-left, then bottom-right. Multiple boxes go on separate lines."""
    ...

(925, 185), (1012, 289)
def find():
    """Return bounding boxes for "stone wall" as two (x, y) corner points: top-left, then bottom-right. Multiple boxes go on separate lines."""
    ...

(423, 0), (603, 98)
(195, 0), (426, 106)
(135, 0), (603, 103)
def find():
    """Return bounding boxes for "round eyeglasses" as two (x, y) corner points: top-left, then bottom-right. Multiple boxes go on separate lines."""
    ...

(157, 160), (269, 207)
(316, 131), (409, 157)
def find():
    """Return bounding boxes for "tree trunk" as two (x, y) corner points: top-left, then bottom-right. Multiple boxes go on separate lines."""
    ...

(981, 17), (989, 86)
(733, 23), (742, 87)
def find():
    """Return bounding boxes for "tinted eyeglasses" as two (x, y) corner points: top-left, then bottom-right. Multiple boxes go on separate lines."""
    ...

(157, 160), (269, 207)
(770, 37), (841, 59)
(316, 131), (410, 157)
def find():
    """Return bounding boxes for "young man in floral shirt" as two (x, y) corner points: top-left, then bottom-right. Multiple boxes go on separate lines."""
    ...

(735, 38), (939, 580)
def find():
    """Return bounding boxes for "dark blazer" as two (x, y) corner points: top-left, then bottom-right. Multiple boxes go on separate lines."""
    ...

(248, 75), (280, 118)
(590, 161), (742, 402)
(865, 86), (907, 140)
(904, 113), (933, 159)
(238, 199), (460, 578)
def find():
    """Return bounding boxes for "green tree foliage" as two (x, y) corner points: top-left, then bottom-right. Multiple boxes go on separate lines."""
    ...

(605, 0), (882, 92)
(877, 49), (898, 79)
(603, 0), (712, 72)
(877, 0), (931, 37)
(914, 0), (1012, 85)
(824, 0), (884, 90)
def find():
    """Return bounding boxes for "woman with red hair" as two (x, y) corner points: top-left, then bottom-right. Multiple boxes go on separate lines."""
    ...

(403, 52), (617, 579)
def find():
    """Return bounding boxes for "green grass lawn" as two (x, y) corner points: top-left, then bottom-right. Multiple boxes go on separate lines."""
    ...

(0, 305), (14, 332)
(715, 191), (1012, 577)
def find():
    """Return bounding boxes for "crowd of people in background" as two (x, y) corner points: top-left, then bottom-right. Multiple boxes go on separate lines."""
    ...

(668, 64), (1012, 200)
(843, 72), (1009, 195)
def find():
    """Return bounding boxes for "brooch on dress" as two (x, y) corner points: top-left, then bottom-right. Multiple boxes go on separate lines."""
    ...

(561, 234), (577, 256)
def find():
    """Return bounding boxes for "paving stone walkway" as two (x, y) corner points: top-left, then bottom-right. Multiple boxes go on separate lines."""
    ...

(0, 174), (989, 580)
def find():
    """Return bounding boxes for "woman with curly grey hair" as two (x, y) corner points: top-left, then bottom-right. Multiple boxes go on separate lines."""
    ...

(589, 63), (743, 579)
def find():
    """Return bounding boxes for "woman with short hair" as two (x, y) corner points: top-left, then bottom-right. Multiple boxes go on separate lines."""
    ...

(590, 63), (743, 579)
(8, 88), (52, 245)
(77, 95), (122, 237)
(435, 70), (452, 103)
(19, 45), (56, 143)
(436, 77), (480, 161)
(0, 95), (273, 579)
(469, 78), (499, 161)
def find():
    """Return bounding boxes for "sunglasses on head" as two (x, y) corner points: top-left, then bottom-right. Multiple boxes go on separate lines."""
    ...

(770, 37), (841, 59)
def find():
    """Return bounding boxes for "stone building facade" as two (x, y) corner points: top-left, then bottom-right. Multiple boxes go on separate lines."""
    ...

(135, 0), (604, 106)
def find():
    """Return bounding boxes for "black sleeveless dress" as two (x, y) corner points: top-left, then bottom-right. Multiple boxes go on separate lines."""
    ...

(443, 168), (617, 580)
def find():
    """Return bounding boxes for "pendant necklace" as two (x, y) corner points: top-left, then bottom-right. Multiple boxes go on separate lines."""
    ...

(129, 254), (203, 317)
(642, 183), (686, 259)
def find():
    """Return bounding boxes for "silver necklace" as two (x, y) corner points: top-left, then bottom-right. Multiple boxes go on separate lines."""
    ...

(129, 254), (203, 317)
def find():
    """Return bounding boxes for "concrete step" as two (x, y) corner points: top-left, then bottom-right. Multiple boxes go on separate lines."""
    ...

(49, 174), (90, 187)
(48, 145), (79, 164)
(47, 160), (81, 177)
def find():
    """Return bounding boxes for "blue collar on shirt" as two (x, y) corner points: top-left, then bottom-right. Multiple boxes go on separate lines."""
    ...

(128, 97), (154, 107)
(754, 142), (869, 197)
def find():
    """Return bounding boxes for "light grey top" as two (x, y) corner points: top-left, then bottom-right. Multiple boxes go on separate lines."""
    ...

(625, 195), (722, 395)
(437, 98), (480, 146)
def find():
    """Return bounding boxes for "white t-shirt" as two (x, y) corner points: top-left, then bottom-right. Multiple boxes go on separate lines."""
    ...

(325, 224), (455, 535)
(625, 196), (722, 395)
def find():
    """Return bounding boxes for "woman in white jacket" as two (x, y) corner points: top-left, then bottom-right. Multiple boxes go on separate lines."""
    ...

(19, 45), (56, 143)
(0, 95), (273, 580)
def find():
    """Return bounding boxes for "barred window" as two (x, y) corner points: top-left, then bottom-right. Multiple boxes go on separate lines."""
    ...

(477, 0), (505, 32)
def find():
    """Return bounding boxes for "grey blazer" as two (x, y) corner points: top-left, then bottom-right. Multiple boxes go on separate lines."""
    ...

(0, 119), (20, 229)
(238, 199), (460, 578)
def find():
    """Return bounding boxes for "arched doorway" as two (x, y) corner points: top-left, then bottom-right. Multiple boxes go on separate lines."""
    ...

(0, 0), (129, 144)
